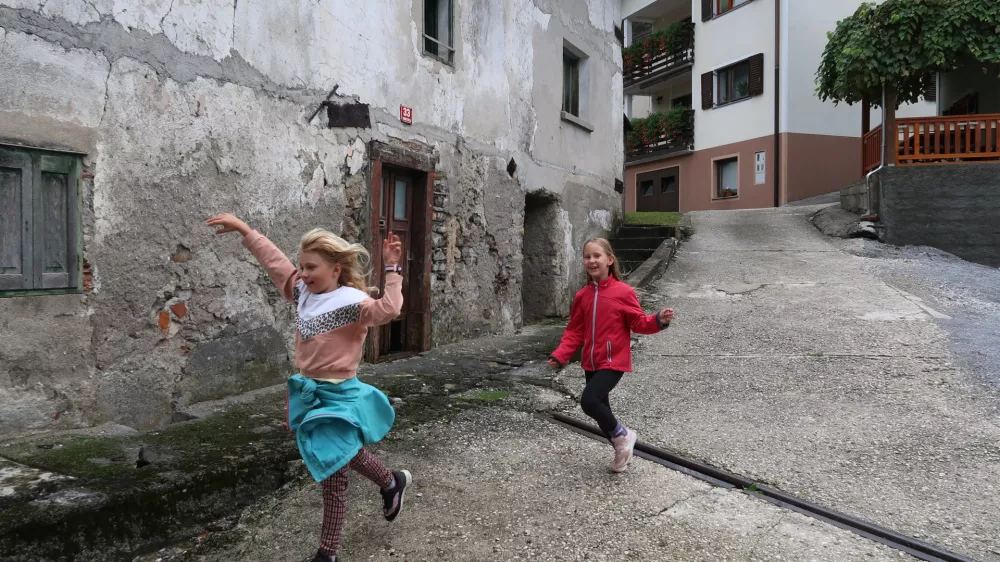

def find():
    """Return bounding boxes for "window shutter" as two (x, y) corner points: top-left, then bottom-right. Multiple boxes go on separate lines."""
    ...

(702, 0), (714, 21)
(923, 73), (937, 102)
(35, 154), (77, 289)
(701, 72), (714, 110)
(748, 53), (764, 96)
(0, 148), (32, 291)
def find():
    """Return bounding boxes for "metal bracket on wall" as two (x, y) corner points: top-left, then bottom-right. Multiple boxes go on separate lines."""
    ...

(306, 85), (339, 124)
(305, 84), (372, 129)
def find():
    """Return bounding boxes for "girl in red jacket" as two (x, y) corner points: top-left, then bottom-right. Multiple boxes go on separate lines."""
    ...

(548, 238), (674, 473)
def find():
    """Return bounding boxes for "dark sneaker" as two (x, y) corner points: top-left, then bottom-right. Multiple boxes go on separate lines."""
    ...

(380, 469), (412, 521)
(309, 551), (335, 562)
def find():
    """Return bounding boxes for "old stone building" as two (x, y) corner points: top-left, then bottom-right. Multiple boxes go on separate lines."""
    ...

(0, 1), (624, 433)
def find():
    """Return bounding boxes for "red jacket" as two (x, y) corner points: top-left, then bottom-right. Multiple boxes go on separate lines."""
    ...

(551, 276), (665, 373)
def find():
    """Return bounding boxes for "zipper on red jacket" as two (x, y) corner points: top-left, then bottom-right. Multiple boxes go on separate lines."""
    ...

(590, 281), (599, 370)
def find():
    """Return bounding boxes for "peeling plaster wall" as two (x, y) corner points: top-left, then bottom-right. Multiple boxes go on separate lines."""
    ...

(0, 0), (623, 434)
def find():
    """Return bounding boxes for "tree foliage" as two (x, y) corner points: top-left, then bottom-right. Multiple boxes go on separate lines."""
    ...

(816, 0), (1000, 108)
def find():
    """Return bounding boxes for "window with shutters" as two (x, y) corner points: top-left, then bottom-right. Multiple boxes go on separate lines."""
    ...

(0, 146), (81, 295)
(702, 54), (764, 109)
(703, 0), (752, 20)
(718, 61), (751, 105)
(718, 0), (751, 15)
(423, 0), (455, 65)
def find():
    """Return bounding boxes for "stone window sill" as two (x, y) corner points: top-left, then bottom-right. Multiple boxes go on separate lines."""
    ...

(561, 112), (594, 132)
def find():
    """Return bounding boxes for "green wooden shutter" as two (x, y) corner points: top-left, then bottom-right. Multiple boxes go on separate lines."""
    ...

(33, 153), (78, 289)
(0, 147), (32, 291)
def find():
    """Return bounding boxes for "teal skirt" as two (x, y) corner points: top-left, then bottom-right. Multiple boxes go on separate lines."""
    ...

(286, 374), (396, 482)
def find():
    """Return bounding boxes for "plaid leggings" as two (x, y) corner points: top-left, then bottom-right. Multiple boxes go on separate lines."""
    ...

(318, 448), (394, 556)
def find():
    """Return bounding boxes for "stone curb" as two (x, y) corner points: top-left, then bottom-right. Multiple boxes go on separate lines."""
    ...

(625, 236), (680, 289)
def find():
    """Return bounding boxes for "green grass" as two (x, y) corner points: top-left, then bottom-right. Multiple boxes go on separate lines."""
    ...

(625, 212), (684, 227)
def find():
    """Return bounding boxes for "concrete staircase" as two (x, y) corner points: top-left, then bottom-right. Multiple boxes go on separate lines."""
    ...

(611, 225), (675, 277)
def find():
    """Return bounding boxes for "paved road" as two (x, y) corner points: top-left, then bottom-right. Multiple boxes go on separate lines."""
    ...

(156, 206), (991, 562)
(610, 206), (1000, 561)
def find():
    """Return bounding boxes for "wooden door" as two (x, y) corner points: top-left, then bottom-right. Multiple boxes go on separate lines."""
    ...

(636, 166), (680, 212)
(377, 168), (415, 356)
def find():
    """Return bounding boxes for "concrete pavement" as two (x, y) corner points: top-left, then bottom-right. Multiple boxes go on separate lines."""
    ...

(609, 206), (1000, 561)
(148, 206), (957, 562)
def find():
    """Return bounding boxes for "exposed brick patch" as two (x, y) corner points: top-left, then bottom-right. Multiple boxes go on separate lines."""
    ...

(170, 302), (188, 319)
(82, 260), (94, 292)
(158, 311), (170, 331)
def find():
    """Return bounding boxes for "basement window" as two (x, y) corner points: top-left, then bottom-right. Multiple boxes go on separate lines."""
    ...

(715, 157), (739, 199)
(423, 0), (455, 65)
(0, 145), (82, 295)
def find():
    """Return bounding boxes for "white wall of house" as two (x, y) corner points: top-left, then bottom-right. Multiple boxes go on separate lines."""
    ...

(693, 0), (777, 150)
(629, 95), (654, 118)
(781, 0), (935, 137)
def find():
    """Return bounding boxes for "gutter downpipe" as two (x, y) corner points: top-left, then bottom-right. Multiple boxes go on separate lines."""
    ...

(773, 0), (781, 207)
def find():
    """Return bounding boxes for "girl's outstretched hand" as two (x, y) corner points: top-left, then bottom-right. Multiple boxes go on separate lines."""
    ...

(547, 359), (560, 370)
(207, 213), (251, 236)
(659, 308), (674, 327)
(382, 233), (403, 266)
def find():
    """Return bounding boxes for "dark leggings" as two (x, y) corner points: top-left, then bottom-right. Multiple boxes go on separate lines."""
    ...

(581, 370), (625, 438)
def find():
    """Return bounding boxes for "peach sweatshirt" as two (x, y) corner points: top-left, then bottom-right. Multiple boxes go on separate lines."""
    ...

(242, 230), (403, 380)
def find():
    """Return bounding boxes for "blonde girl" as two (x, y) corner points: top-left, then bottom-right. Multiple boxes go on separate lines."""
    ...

(207, 213), (411, 562)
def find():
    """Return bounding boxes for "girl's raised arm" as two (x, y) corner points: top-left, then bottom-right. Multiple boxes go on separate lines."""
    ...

(621, 288), (667, 335)
(208, 213), (299, 302)
(359, 233), (405, 326)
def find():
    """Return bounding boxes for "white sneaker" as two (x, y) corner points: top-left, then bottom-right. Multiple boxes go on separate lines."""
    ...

(610, 428), (637, 473)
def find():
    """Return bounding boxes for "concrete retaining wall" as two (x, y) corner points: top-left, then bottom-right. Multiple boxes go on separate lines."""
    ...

(879, 164), (1000, 267)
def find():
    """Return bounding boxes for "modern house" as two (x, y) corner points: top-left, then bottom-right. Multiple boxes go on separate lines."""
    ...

(621, 0), (936, 213)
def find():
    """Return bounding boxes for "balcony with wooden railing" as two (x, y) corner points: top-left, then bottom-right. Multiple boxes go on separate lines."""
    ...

(623, 22), (695, 92)
(862, 114), (1000, 173)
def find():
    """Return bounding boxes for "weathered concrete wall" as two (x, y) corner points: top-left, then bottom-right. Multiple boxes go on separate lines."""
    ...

(879, 165), (1000, 267)
(0, 0), (623, 434)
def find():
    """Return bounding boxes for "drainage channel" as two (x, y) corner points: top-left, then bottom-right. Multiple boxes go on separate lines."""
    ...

(547, 413), (977, 562)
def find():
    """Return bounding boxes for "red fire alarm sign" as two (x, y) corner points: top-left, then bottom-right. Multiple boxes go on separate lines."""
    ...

(400, 105), (413, 125)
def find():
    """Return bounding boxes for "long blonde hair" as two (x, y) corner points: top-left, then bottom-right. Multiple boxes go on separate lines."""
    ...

(583, 238), (623, 281)
(300, 229), (378, 296)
